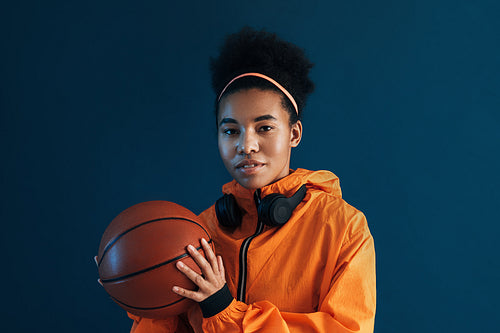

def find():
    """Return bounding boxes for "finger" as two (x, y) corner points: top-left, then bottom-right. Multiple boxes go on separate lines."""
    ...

(97, 278), (103, 287)
(176, 260), (207, 288)
(94, 256), (98, 267)
(217, 255), (225, 282)
(172, 285), (203, 302)
(201, 238), (219, 273)
(187, 244), (216, 282)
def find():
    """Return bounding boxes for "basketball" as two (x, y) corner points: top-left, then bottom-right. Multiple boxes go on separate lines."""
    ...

(96, 200), (212, 319)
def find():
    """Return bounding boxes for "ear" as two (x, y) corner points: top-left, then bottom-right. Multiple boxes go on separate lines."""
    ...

(290, 120), (302, 147)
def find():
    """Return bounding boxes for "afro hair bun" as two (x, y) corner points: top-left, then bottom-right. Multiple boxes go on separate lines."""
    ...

(210, 27), (315, 118)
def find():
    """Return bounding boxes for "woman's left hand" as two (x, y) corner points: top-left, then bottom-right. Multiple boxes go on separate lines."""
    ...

(172, 238), (226, 302)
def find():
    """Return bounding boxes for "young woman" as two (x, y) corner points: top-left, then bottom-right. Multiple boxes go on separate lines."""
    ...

(128, 27), (376, 333)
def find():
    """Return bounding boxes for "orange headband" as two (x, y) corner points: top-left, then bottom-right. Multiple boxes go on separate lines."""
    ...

(217, 72), (298, 114)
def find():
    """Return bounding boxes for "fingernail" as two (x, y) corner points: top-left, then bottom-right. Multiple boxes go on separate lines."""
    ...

(177, 261), (184, 268)
(172, 286), (179, 292)
(201, 238), (207, 244)
(188, 244), (195, 251)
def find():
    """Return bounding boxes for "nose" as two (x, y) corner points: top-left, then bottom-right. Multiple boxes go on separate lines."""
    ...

(237, 130), (258, 155)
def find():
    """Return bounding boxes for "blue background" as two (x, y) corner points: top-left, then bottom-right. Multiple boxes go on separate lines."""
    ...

(1, 0), (499, 332)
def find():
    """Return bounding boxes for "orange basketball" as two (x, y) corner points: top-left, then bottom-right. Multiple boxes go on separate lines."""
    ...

(96, 201), (212, 319)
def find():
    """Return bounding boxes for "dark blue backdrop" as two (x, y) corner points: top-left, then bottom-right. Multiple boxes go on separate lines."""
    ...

(1, 1), (499, 332)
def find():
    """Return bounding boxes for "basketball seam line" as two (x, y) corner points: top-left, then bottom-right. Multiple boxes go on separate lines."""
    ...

(98, 216), (210, 267)
(100, 240), (212, 283)
(110, 293), (188, 310)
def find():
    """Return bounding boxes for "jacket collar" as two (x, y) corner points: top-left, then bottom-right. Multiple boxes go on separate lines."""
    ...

(221, 168), (342, 201)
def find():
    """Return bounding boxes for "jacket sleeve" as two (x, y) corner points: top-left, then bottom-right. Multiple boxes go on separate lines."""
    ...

(127, 312), (195, 333)
(202, 221), (376, 333)
(127, 313), (178, 333)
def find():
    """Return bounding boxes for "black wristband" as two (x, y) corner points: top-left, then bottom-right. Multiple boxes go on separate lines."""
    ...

(199, 283), (234, 318)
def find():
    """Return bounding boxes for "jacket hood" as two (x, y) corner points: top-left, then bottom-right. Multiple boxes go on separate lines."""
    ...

(221, 168), (342, 200)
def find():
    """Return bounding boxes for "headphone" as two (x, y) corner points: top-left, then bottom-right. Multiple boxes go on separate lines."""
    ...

(215, 184), (307, 228)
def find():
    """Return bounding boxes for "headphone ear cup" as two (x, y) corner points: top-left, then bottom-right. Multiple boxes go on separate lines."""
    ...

(258, 193), (291, 227)
(215, 194), (243, 228)
(258, 184), (307, 227)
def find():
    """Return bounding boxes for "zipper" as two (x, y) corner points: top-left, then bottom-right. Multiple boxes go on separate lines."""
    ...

(236, 189), (264, 302)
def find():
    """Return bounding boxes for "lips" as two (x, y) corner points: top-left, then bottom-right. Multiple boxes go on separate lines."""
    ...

(235, 159), (265, 175)
(235, 159), (264, 169)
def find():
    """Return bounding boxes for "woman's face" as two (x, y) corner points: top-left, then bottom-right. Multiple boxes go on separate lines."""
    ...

(217, 88), (302, 190)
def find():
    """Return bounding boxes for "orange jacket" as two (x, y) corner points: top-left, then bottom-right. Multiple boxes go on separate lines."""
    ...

(129, 168), (376, 332)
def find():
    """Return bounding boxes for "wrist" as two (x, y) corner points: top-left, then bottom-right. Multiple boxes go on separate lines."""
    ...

(199, 283), (233, 318)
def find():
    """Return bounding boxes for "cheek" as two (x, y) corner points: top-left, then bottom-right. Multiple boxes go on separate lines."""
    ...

(268, 135), (291, 158)
(218, 139), (232, 163)
(218, 140), (225, 158)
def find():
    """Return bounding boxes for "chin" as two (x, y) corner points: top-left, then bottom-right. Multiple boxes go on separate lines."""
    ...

(236, 179), (260, 190)
(234, 176), (268, 190)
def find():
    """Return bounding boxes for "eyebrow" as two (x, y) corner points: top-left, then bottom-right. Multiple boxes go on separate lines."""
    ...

(219, 118), (237, 127)
(219, 115), (277, 127)
(254, 115), (277, 122)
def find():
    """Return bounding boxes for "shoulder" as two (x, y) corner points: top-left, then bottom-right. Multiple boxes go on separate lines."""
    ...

(306, 188), (370, 246)
(198, 204), (219, 238)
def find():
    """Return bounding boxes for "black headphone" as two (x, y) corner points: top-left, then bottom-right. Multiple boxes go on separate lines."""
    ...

(215, 184), (307, 228)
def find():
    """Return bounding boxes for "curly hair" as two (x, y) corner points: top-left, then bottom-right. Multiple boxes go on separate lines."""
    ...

(210, 27), (315, 125)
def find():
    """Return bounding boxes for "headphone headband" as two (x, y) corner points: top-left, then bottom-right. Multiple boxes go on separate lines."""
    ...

(216, 184), (307, 228)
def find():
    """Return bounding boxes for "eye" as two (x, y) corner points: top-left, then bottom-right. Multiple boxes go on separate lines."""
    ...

(222, 128), (239, 135)
(259, 125), (273, 132)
